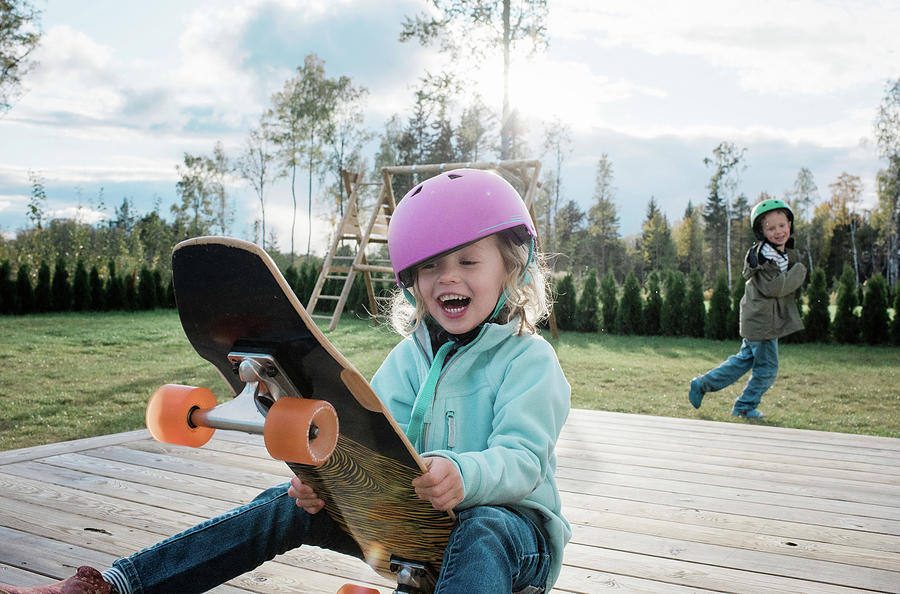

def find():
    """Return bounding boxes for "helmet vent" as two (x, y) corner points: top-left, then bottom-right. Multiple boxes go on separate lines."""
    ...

(447, 173), (463, 179)
(410, 185), (423, 197)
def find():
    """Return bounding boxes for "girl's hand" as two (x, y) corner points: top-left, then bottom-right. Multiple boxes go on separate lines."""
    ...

(288, 476), (325, 514)
(412, 456), (464, 512)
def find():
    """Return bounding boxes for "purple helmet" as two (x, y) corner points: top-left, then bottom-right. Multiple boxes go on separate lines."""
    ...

(388, 168), (536, 287)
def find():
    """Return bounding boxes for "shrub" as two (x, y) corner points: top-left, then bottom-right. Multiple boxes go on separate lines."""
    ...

(106, 260), (125, 310)
(51, 256), (71, 312)
(661, 270), (685, 336)
(89, 265), (105, 311)
(16, 264), (34, 314)
(0, 260), (14, 314)
(642, 271), (662, 335)
(124, 271), (138, 311)
(138, 266), (157, 310)
(72, 259), (90, 311)
(705, 271), (731, 340)
(554, 273), (577, 331)
(803, 268), (830, 342)
(599, 271), (618, 333)
(684, 270), (706, 338)
(860, 273), (889, 345)
(34, 261), (52, 312)
(833, 266), (859, 344)
(615, 272), (642, 335)
(728, 279), (745, 339)
(576, 270), (599, 332)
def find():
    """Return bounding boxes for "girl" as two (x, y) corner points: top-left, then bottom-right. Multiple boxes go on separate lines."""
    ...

(3, 168), (570, 594)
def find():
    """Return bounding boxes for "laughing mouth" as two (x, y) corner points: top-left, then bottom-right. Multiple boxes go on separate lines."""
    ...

(439, 293), (471, 314)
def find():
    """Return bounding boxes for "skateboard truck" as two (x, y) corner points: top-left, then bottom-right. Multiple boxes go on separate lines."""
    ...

(147, 352), (339, 466)
(390, 557), (437, 594)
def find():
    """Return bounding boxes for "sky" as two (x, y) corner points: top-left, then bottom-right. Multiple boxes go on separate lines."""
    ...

(1, 0), (898, 254)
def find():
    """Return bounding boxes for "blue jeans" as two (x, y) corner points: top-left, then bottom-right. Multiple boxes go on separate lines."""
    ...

(697, 338), (779, 413)
(112, 483), (549, 593)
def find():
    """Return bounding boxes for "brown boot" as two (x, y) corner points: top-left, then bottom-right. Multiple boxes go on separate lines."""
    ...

(0, 567), (112, 594)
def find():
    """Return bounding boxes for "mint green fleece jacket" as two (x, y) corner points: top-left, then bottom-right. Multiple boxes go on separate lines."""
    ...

(370, 319), (572, 589)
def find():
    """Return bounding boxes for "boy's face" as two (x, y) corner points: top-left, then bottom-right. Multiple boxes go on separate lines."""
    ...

(414, 235), (506, 335)
(761, 210), (791, 250)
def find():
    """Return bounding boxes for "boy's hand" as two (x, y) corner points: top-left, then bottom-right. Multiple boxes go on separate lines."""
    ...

(412, 456), (463, 512)
(288, 476), (325, 514)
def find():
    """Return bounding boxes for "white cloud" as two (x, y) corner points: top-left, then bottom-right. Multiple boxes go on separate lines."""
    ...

(552, 0), (900, 95)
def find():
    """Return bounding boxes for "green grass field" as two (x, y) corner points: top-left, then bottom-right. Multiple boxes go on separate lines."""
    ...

(1, 310), (898, 451)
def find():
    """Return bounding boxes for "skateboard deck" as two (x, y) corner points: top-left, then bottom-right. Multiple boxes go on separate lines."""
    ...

(159, 236), (454, 582)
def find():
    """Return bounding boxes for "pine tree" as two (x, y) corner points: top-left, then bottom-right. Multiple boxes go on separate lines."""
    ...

(72, 259), (90, 311)
(34, 261), (52, 312)
(615, 272), (642, 334)
(16, 264), (34, 314)
(661, 270), (686, 336)
(706, 271), (731, 340)
(599, 271), (618, 333)
(576, 270), (599, 332)
(833, 266), (859, 343)
(803, 269), (831, 342)
(642, 271), (662, 335)
(554, 274), (577, 331)
(684, 270), (706, 337)
(51, 256), (71, 312)
(860, 273), (889, 344)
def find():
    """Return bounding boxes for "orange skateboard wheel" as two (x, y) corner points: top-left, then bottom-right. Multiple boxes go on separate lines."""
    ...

(336, 585), (380, 594)
(146, 384), (217, 447)
(264, 398), (338, 466)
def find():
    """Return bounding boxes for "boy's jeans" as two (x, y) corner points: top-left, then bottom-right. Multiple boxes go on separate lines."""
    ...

(698, 338), (779, 413)
(112, 483), (549, 593)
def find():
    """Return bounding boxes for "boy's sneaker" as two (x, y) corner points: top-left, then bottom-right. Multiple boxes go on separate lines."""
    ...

(732, 409), (764, 419)
(0, 566), (112, 594)
(688, 377), (704, 409)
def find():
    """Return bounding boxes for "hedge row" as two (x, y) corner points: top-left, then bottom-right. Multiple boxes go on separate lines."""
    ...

(553, 268), (900, 345)
(0, 257), (373, 318)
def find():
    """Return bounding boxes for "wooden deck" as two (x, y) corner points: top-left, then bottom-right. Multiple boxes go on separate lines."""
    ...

(1, 409), (898, 593)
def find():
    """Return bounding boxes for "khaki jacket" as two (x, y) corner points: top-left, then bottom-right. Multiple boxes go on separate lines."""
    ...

(739, 244), (807, 340)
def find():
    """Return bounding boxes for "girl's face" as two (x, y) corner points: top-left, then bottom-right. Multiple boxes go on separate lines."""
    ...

(761, 210), (791, 250)
(414, 235), (507, 335)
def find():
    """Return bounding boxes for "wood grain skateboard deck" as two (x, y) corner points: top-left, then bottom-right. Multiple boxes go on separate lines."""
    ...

(151, 236), (453, 587)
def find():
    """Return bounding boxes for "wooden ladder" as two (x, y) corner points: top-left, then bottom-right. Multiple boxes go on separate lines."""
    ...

(307, 169), (397, 331)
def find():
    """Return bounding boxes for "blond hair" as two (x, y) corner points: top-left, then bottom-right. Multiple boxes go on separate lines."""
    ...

(387, 231), (551, 336)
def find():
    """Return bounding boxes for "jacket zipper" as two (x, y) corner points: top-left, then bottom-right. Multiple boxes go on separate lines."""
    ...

(420, 329), (485, 447)
(446, 411), (456, 449)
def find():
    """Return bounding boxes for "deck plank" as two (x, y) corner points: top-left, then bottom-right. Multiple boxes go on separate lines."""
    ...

(1, 409), (898, 593)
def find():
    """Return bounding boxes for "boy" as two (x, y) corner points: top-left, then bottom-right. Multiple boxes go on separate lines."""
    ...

(689, 199), (806, 418)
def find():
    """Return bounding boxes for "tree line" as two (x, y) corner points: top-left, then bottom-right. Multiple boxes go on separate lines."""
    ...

(0, 246), (374, 319)
(551, 266), (899, 346)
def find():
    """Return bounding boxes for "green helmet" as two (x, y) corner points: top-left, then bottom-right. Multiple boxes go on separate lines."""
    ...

(750, 199), (794, 239)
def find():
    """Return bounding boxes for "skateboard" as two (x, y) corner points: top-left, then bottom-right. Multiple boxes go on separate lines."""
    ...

(146, 236), (454, 594)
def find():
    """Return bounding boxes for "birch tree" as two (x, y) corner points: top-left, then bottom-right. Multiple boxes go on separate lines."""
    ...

(400, 0), (548, 159)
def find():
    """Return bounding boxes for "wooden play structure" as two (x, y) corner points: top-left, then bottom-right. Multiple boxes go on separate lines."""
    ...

(307, 159), (556, 337)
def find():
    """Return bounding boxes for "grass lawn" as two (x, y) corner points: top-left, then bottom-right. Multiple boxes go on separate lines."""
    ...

(1, 310), (898, 451)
